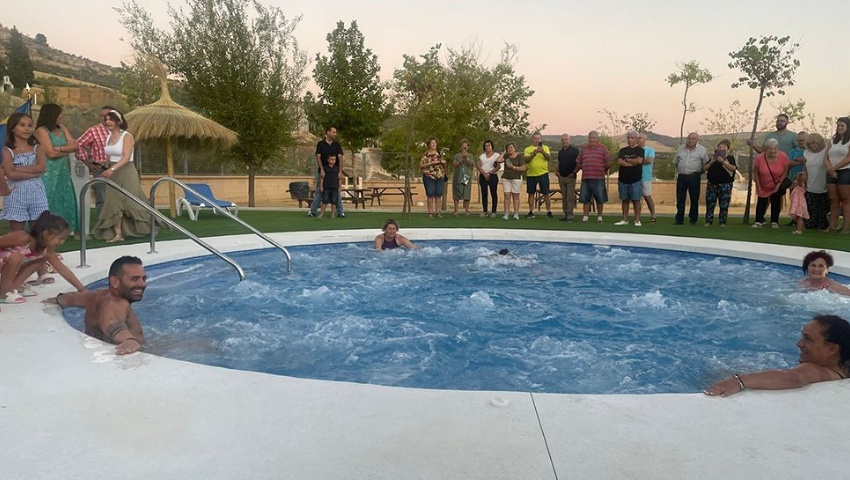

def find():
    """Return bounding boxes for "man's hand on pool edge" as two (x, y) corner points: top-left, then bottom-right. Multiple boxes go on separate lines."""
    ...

(116, 337), (143, 355)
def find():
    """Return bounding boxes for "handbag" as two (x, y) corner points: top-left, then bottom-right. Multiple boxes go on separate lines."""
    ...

(765, 158), (791, 194)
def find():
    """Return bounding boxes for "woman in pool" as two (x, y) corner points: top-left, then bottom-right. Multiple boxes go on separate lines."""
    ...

(705, 315), (849, 397)
(798, 250), (850, 296)
(373, 219), (419, 251)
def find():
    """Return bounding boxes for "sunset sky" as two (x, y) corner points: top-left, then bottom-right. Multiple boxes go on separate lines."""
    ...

(3, 0), (848, 137)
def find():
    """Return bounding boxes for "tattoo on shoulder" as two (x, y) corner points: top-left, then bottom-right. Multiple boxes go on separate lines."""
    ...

(105, 322), (129, 343)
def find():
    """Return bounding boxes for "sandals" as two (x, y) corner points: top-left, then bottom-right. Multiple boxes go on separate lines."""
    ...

(106, 236), (125, 243)
(27, 273), (55, 286)
(21, 284), (37, 297)
(650, 217), (657, 224)
(0, 291), (26, 304)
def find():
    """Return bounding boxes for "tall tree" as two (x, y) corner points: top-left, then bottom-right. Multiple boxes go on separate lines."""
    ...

(701, 100), (756, 153)
(729, 35), (800, 222)
(305, 20), (390, 181)
(391, 45), (440, 217)
(598, 109), (657, 135)
(118, 0), (308, 206)
(34, 34), (48, 46)
(6, 27), (35, 91)
(666, 60), (713, 144)
(119, 55), (160, 108)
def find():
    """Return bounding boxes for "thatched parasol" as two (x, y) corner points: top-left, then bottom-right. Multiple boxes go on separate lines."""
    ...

(125, 56), (238, 217)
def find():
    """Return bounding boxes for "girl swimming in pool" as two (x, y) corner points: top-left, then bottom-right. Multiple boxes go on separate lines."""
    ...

(0, 211), (86, 304)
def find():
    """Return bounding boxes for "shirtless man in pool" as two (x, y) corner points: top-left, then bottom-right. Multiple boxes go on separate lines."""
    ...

(46, 256), (147, 355)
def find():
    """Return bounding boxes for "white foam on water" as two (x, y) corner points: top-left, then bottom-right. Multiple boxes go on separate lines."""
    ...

(469, 290), (495, 308)
(627, 290), (668, 309)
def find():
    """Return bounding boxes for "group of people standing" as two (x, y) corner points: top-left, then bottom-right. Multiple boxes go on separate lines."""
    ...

(1, 104), (154, 243)
(674, 115), (850, 234)
(0, 104), (156, 304)
(418, 131), (658, 225)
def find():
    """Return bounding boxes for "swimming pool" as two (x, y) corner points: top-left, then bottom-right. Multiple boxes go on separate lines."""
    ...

(63, 240), (850, 394)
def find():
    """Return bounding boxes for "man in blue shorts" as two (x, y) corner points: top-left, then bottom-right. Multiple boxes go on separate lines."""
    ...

(615, 131), (645, 226)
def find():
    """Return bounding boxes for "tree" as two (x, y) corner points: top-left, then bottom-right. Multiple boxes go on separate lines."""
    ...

(775, 98), (837, 140)
(390, 45), (440, 217)
(6, 27), (35, 91)
(597, 109), (657, 135)
(118, 55), (160, 108)
(118, 0), (308, 206)
(729, 35), (800, 222)
(305, 20), (390, 180)
(666, 61), (713, 144)
(701, 100), (757, 153)
(34, 34), (48, 46)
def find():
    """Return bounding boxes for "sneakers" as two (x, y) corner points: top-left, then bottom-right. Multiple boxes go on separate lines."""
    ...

(597, 217), (604, 223)
(513, 214), (520, 220)
(792, 230), (803, 235)
(306, 211), (315, 217)
(634, 221), (642, 227)
(337, 213), (345, 218)
(751, 222), (763, 228)
(503, 214), (510, 220)
(582, 216), (589, 223)
(614, 220), (629, 226)
(546, 211), (553, 218)
(526, 211), (535, 218)
(771, 222), (779, 229)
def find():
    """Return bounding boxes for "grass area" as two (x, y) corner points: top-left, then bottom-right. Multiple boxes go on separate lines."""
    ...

(23, 209), (850, 254)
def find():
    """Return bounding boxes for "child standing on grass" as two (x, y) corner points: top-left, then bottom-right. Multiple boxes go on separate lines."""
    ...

(319, 155), (340, 219)
(789, 171), (809, 235)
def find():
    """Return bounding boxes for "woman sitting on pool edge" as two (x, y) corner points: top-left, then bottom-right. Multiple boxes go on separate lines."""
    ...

(705, 315), (849, 397)
(374, 219), (420, 251)
(799, 250), (850, 296)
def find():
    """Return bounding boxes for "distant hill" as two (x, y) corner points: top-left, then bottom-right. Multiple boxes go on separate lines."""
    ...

(0, 24), (122, 90)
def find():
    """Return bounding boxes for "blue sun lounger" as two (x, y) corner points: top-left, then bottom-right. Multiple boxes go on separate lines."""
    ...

(176, 183), (239, 220)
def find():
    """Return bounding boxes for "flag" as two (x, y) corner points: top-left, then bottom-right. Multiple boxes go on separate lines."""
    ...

(0, 100), (33, 142)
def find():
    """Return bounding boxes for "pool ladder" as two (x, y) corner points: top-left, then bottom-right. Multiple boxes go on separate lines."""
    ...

(76, 177), (292, 281)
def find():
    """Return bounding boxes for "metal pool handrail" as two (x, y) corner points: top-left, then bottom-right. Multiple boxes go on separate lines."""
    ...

(149, 177), (292, 272)
(77, 177), (246, 281)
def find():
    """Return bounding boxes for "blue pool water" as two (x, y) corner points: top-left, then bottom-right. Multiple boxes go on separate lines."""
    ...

(64, 241), (850, 394)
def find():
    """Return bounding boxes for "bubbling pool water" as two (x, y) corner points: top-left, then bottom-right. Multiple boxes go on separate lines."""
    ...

(63, 241), (850, 394)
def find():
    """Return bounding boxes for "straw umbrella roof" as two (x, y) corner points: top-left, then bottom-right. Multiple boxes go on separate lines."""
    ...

(124, 57), (237, 146)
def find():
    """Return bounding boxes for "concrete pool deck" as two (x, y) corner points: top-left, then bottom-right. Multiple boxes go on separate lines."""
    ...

(2, 229), (849, 480)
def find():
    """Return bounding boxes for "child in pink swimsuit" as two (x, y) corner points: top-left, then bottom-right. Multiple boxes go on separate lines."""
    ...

(0, 211), (86, 304)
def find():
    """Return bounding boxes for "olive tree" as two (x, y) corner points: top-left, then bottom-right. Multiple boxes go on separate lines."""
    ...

(118, 0), (308, 205)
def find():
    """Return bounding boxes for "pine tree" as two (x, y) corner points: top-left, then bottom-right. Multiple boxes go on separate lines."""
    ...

(6, 27), (35, 90)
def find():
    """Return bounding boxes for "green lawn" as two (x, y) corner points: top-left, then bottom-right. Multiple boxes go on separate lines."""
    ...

(35, 209), (850, 254)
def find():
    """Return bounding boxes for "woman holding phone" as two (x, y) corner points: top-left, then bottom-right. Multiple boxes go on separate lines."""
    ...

(702, 139), (737, 227)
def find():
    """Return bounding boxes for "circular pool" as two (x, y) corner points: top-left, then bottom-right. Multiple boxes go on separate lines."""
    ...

(63, 240), (850, 394)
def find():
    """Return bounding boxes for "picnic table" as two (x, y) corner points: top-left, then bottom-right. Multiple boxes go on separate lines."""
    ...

(370, 186), (417, 206)
(340, 187), (369, 209)
(534, 188), (594, 212)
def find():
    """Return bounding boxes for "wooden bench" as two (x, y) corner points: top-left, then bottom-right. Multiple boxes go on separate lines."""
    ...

(370, 186), (418, 206)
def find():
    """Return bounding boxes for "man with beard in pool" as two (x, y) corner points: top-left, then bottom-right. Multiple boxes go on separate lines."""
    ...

(46, 256), (147, 355)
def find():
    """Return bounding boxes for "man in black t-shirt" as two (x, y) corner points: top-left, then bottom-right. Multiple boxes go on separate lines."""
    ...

(615, 131), (645, 226)
(308, 126), (346, 218)
(556, 134), (580, 221)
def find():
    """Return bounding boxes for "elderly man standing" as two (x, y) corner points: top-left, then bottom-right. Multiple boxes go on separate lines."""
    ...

(556, 133), (580, 221)
(523, 132), (552, 218)
(674, 132), (709, 225)
(615, 131), (644, 226)
(577, 130), (611, 223)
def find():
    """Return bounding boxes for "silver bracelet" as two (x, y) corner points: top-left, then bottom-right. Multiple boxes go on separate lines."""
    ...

(733, 374), (746, 391)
